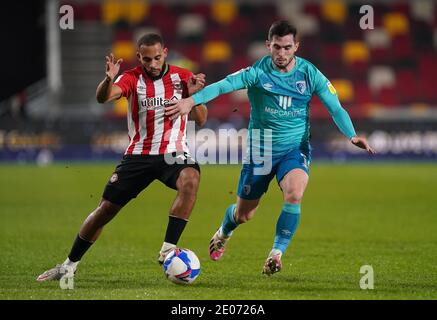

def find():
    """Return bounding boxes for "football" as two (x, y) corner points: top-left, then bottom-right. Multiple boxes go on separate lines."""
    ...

(163, 248), (200, 285)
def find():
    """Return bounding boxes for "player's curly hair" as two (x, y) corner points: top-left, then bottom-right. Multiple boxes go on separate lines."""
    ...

(137, 33), (164, 48)
(268, 20), (297, 40)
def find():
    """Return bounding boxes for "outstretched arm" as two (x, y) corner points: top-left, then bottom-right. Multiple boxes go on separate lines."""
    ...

(165, 67), (257, 120)
(96, 53), (123, 103)
(317, 82), (375, 154)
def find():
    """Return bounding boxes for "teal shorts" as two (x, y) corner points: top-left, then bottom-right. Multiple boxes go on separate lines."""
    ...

(237, 149), (310, 200)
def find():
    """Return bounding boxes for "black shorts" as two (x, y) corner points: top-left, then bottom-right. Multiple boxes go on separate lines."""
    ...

(102, 152), (200, 206)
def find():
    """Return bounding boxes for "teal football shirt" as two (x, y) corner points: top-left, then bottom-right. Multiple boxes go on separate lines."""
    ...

(192, 55), (356, 157)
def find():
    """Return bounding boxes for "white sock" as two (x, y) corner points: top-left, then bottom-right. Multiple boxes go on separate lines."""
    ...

(218, 227), (232, 239)
(63, 258), (79, 271)
(269, 249), (282, 258)
(160, 242), (176, 253)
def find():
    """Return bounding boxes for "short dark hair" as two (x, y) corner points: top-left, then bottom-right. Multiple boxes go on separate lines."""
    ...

(268, 20), (297, 41)
(137, 33), (164, 48)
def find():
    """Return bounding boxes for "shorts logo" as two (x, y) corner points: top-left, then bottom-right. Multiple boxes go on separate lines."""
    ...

(110, 173), (118, 183)
(296, 80), (307, 94)
(243, 184), (251, 195)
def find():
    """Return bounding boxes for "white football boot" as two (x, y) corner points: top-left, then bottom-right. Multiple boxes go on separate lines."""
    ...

(37, 263), (76, 282)
(262, 249), (283, 276)
(158, 242), (176, 265)
(209, 227), (231, 261)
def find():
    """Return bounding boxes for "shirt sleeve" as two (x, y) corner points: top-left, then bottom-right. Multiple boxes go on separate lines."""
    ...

(314, 69), (357, 139)
(113, 72), (135, 98)
(191, 66), (258, 105)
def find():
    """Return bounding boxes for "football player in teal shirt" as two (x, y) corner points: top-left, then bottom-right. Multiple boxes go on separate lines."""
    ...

(166, 21), (375, 275)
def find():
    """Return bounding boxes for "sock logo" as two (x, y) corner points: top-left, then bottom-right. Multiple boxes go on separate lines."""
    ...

(281, 229), (292, 237)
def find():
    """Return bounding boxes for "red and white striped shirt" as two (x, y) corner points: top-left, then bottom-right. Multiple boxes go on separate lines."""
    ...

(114, 65), (192, 156)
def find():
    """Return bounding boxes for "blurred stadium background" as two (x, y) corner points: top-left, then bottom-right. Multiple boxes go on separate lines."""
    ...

(2, 0), (437, 300)
(2, 0), (437, 164)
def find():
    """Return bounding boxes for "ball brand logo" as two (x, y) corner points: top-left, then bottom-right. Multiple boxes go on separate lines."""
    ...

(141, 96), (178, 109)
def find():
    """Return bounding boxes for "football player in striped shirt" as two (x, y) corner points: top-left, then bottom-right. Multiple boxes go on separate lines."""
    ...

(37, 33), (207, 282)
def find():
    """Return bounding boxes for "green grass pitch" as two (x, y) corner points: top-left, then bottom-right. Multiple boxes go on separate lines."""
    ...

(0, 162), (436, 300)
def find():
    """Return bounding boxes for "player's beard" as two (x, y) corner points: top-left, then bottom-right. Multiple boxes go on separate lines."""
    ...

(145, 67), (161, 78)
(143, 63), (167, 79)
(273, 56), (294, 70)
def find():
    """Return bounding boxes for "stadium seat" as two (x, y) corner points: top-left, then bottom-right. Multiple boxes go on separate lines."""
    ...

(206, 94), (233, 120)
(343, 15), (363, 40)
(191, 3), (210, 17)
(211, 0), (238, 25)
(321, 0), (347, 25)
(149, 4), (177, 39)
(342, 41), (370, 65)
(331, 79), (354, 103)
(133, 26), (160, 44)
(391, 35), (413, 64)
(369, 47), (392, 65)
(419, 53), (437, 102)
(383, 12), (410, 37)
(80, 3), (101, 21)
(276, 1), (304, 23)
(322, 43), (343, 64)
(113, 29), (133, 42)
(228, 17), (252, 42)
(396, 69), (421, 104)
(320, 21), (344, 43)
(112, 41), (136, 62)
(247, 42), (268, 63)
(368, 66), (396, 94)
(292, 15), (320, 37)
(376, 87), (400, 106)
(364, 28), (391, 49)
(179, 43), (203, 63)
(354, 82), (373, 105)
(303, 2), (321, 18)
(113, 97), (128, 117)
(101, 0), (123, 25)
(230, 55), (250, 72)
(93, 0), (437, 121)
(177, 14), (206, 41)
(411, 20), (434, 50)
(390, 2), (410, 16)
(125, 0), (149, 25)
(203, 41), (231, 63)
(410, 0), (434, 23)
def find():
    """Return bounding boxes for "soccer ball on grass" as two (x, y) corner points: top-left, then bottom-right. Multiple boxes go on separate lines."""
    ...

(163, 248), (200, 285)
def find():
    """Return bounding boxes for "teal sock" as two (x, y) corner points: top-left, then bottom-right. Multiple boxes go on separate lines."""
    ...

(221, 204), (238, 237)
(273, 203), (301, 253)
